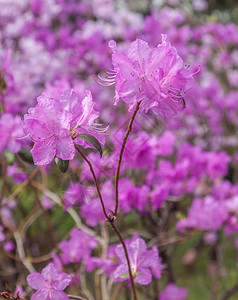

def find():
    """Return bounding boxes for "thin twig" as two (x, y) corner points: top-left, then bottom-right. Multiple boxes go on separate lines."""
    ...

(100, 223), (110, 300)
(75, 145), (109, 219)
(17, 207), (42, 238)
(3, 168), (39, 206)
(31, 181), (103, 244)
(68, 295), (88, 300)
(13, 232), (36, 273)
(114, 101), (141, 217)
(79, 264), (95, 300)
(110, 220), (138, 300)
(4, 250), (52, 263)
(219, 283), (238, 300)
(75, 144), (138, 300)
(110, 282), (123, 300)
(0, 158), (7, 204)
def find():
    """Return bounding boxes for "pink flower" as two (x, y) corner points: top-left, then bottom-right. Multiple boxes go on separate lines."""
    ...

(159, 283), (188, 300)
(60, 89), (107, 148)
(63, 183), (84, 210)
(23, 89), (107, 165)
(176, 196), (228, 232)
(27, 263), (71, 300)
(59, 228), (97, 266)
(114, 237), (162, 285)
(105, 35), (195, 118)
(0, 113), (24, 153)
(23, 94), (75, 165)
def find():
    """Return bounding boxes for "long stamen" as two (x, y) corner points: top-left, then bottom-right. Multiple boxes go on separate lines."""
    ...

(93, 73), (116, 87)
(90, 123), (110, 134)
(167, 95), (186, 110)
(13, 133), (31, 140)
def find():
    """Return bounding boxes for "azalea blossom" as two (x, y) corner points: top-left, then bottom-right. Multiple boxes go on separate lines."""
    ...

(23, 89), (106, 165)
(60, 89), (108, 148)
(27, 263), (71, 300)
(159, 283), (188, 300)
(114, 237), (162, 285)
(102, 35), (195, 117)
(23, 94), (75, 165)
(0, 113), (24, 153)
(59, 228), (97, 266)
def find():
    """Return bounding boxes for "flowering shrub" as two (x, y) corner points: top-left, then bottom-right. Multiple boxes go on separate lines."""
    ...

(1, 1), (238, 300)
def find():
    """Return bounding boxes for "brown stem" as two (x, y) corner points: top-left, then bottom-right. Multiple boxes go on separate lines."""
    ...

(75, 143), (138, 299)
(68, 295), (88, 300)
(219, 283), (238, 300)
(114, 101), (142, 217)
(0, 93), (5, 114)
(0, 158), (7, 204)
(75, 145), (109, 219)
(3, 168), (39, 206)
(4, 250), (51, 263)
(110, 220), (138, 300)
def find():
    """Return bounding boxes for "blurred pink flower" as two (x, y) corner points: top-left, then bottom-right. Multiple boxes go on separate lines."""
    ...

(27, 263), (71, 300)
(159, 283), (187, 300)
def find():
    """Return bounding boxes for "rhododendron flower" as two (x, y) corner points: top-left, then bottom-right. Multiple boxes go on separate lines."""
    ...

(3, 240), (15, 252)
(27, 263), (71, 300)
(23, 95), (75, 165)
(0, 113), (24, 153)
(60, 89), (107, 147)
(114, 237), (162, 285)
(104, 35), (195, 117)
(7, 163), (27, 184)
(63, 182), (84, 210)
(59, 228), (97, 265)
(177, 196), (228, 232)
(159, 283), (188, 300)
(23, 89), (106, 165)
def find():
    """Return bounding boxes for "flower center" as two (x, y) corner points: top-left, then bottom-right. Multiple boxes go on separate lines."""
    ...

(131, 265), (137, 278)
(70, 126), (78, 139)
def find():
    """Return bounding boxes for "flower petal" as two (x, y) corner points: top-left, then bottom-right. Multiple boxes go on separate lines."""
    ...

(54, 273), (72, 290)
(23, 119), (52, 142)
(56, 131), (75, 160)
(31, 289), (49, 300)
(41, 263), (58, 280)
(51, 290), (70, 300)
(31, 138), (57, 165)
(27, 273), (47, 290)
(113, 264), (128, 282)
(134, 268), (152, 285)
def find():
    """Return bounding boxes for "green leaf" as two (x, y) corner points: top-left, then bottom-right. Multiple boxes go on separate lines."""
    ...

(76, 133), (102, 157)
(120, 273), (129, 279)
(119, 271), (141, 279)
(18, 148), (34, 164)
(55, 157), (69, 173)
(5, 151), (15, 165)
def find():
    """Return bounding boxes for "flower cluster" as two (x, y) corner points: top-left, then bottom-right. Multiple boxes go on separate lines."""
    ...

(22, 90), (106, 165)
(104, 35), (195, 118)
